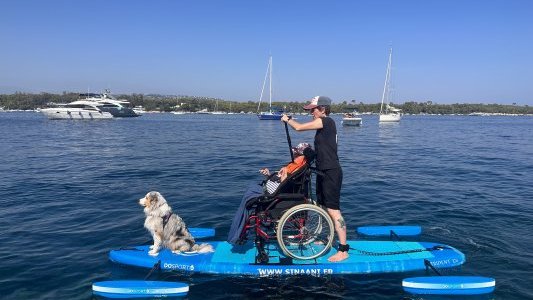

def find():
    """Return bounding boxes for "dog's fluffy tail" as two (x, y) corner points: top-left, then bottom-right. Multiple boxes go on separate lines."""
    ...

(192, 243), (214, 253)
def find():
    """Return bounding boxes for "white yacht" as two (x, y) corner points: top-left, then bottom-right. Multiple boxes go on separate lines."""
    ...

(81, 90), (140, 117)
(40, 100), (113, 120)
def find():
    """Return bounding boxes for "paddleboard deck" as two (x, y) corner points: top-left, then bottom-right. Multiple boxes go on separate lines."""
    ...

(110, 241), (465, 276)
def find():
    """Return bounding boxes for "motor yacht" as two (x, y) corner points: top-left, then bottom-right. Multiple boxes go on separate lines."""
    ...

(40, 100), (113, 120)
(81, 90), (140, 117)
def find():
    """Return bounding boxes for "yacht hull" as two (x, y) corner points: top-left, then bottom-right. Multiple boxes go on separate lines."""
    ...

(41, 108), (113, 120)
(379, 114), (401, 122)
(257, 112), (282, 120)
(342, 117), (362, 126)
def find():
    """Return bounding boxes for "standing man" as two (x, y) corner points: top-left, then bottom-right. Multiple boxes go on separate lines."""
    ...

(281, 96), (348, 262)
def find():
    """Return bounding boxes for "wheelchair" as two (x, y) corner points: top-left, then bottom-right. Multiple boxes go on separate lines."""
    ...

(238, 150), (334, 264)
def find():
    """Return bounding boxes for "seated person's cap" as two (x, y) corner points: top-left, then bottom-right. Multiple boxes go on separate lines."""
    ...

(291, 142), (311, 156)
(303, 96), (332, 110)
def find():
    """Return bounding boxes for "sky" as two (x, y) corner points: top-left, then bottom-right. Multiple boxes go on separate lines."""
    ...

(1, 0), (532, 105)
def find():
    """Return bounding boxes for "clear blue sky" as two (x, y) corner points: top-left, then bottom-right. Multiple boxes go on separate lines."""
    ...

(1, 0), (532, 105)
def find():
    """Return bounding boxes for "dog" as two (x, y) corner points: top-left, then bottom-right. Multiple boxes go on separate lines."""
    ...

(139, 191), (214, 256)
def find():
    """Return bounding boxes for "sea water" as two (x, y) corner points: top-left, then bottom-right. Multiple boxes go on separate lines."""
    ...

(0, 112), (531, 299)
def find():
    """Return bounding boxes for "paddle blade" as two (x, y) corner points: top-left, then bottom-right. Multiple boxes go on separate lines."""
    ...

(357, 225), (421, 237)
(402, 276), (495, 295)
(93, 280), (189, 298)
(189, 227), (215, 239)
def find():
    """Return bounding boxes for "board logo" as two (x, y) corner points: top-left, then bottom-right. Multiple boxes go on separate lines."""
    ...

(258, 268), (334, 277)
(163, 263), (195, 271)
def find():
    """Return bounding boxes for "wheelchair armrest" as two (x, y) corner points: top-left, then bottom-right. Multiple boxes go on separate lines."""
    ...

(274, 193), (306, 200)
(245, 196), (263, 210)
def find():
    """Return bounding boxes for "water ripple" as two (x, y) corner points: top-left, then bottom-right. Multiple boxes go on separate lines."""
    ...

(0, 113), (532, 299)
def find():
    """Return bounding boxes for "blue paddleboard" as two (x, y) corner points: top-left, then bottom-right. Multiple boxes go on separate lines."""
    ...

(92, 280), (189, 298)
(402, 276), (495, 295)
(357, 225), (421, 237)
(189, 227), (215, 239)
(109, 240), (464, 276)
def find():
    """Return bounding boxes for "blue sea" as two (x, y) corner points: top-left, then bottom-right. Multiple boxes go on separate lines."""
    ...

(0, 112), (532, 299)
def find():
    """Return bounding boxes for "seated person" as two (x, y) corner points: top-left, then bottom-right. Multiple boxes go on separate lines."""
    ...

(227, 143), (312, 244)
(259, 142), (310, 194)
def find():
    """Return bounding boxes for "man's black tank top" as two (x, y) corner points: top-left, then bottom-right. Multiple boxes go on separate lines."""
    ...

(314, 117), (341, 170)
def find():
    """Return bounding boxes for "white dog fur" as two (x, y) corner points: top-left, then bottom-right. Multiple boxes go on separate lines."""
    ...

(139, 191), (214, 256)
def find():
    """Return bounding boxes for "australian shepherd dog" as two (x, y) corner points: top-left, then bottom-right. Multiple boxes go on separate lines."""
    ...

(139, 191), (214, 256)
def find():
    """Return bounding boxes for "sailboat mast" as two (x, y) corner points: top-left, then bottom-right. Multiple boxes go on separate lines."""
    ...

(380, 47), (393, 114)
(257, 57), (270, 113)
(269, 56), (272, 112)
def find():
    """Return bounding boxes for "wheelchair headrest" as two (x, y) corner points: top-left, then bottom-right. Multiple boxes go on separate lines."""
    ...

(303, 147), (316, 163)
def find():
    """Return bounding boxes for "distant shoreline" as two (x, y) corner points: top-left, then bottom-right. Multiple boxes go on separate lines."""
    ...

(1, 92), (531, 115)
(2, 109), (532, 117)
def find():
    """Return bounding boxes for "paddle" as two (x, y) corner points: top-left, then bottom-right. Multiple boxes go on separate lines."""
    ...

(284, 116), (294, 162)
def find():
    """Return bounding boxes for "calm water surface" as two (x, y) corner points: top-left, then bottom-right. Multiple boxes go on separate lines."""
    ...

(0, 112), (532, 299)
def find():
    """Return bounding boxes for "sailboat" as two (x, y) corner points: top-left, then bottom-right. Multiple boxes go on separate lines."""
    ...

(211, 99), (226, 114)
(257, 56), (283, 120)
(379, 48), (402, 122)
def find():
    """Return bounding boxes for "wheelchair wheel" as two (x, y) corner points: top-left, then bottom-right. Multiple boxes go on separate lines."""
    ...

(276, 204), (334, 260)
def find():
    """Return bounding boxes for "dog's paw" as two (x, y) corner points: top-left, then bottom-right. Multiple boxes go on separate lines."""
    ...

(148, 249), (159, 256)
(171, 250), (182, 255)
(149, 245), (155, 250)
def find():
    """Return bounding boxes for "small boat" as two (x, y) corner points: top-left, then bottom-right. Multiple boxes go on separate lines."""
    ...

(342, 111), (363, 126)
(196, 108), (211, 114)
(379, 48), (402, 122)
(257, 56), (283, 120)
(133, 105), (146, 115)
(40, 100), (113, 120)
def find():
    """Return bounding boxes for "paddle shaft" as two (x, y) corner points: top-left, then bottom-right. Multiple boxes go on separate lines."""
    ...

(284, 120), (294, 162)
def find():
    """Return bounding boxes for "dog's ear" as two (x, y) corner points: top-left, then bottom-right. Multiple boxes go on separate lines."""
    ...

(147, 192), (159, 205)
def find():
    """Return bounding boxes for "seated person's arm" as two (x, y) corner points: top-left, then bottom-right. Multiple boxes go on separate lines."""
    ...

(278, 167), (288, 181)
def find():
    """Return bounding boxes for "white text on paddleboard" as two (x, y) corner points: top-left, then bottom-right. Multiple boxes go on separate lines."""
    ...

(258, 268), (334, 277)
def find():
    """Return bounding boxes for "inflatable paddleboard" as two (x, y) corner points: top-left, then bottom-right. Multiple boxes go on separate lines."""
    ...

(92, 280), (188, 298)
(189, 227), (215, 239)
(357, 225), (421, 237)
(403, 276), (495, 295)
(110, 240), (465, 277)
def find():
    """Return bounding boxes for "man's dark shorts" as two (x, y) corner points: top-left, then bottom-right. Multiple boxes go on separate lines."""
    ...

(316, 167), (343, 210)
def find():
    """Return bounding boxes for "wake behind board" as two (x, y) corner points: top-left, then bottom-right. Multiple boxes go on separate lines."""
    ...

(110, 241), (465, 277)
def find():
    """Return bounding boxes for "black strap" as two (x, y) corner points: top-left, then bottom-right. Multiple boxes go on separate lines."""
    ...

(350, 245), (449, 256)
(144, 260), (161, 280)
(162, 212), (173, 228)
(424, 259), (442, 276)
(338, 244), (350, 252)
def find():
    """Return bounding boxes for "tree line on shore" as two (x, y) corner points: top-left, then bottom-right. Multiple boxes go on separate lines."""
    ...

(1, 92), (531, 115)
